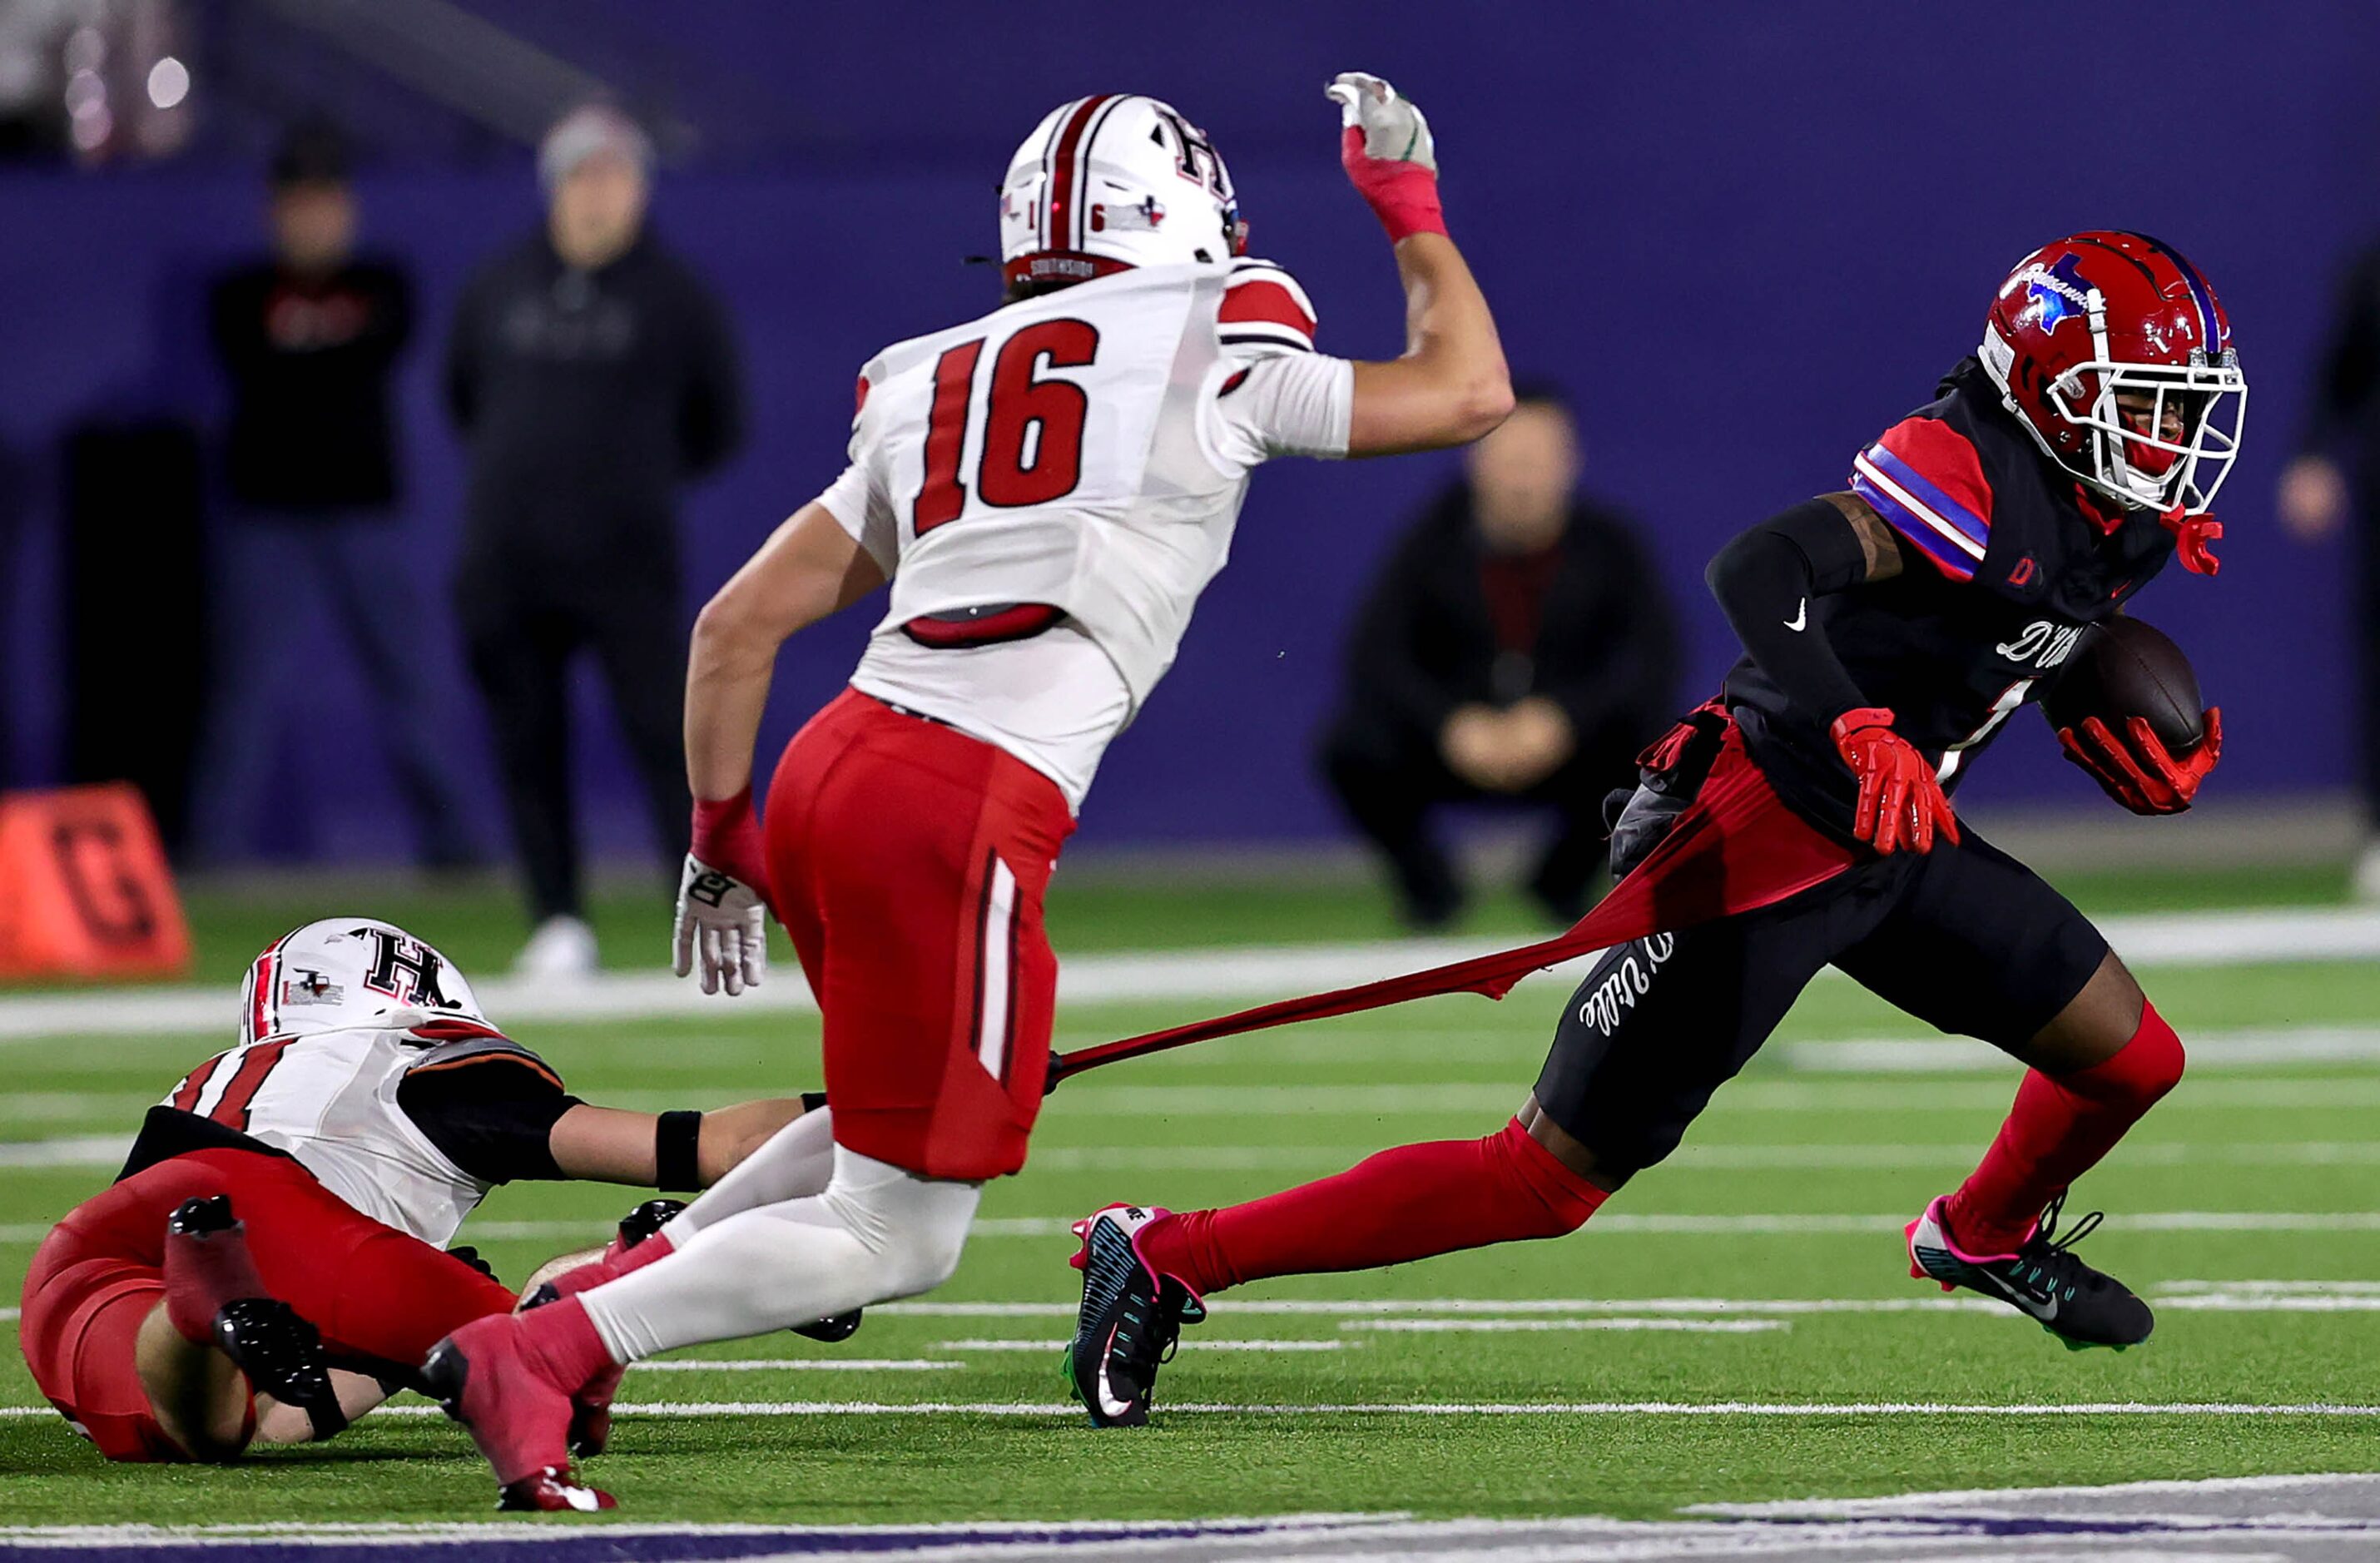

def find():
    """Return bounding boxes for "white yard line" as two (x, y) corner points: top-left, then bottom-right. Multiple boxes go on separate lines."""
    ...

(940, 1337), (1351, 1352)
(12, 903), (2380, 1041)
(0, 1515), (1400, 1541)
(8, 1397), (2368, 1421)
(881, 1286), (2380, 1320)
(1047, 1078), (2380, 1113)
(1341, 1317), (1787, 1334)
(632, 1358), (957, 1371)
(13, 1134), (2380, 1174)
(1786, 1025), (2380, 1073)
(1685, 1469), (2380, 1516)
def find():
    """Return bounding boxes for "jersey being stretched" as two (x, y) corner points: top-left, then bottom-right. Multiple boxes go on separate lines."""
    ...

(812, 258), (1352, 806)
(142, 924), (578, 1249)
(1725, 358), (2179, 837)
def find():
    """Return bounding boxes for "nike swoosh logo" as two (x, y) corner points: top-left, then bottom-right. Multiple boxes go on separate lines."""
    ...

(1784, 599), (1807, 632)
(1094, 1325), (1133, 1418)
(1971, 1266), (2058, 1320)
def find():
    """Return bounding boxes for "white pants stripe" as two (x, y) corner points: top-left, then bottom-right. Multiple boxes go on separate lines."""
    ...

(975, 856), (1019, 1080)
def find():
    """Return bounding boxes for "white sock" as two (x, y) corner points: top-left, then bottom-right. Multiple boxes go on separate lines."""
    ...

(666, 1104), (838, 1243)
(580, 1146), (980, 1362)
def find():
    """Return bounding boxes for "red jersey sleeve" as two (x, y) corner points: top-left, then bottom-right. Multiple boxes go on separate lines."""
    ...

(1849, 416), (1996, 582)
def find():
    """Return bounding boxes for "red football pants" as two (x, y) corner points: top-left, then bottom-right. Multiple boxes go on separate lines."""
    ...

(766, 688), (1075, 1181)
(18, 1148), (516, 1462)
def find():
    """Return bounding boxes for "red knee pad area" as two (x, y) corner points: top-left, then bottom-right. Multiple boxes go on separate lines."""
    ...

(2062, 1001), (2185, 1112)
(1487, 1118), (1608, 1237)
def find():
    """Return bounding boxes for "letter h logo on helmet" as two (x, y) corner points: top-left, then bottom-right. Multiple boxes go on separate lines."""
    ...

(358, 925), (455, 1010)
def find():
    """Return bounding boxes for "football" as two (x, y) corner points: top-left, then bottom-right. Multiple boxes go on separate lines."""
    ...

(2039, 617), (2206, 753)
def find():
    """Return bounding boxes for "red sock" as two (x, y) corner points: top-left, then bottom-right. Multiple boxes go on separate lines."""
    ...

(162, 1215), (270, 1346)
(1944, 1002), (2184, 1255)
(1137, 1118), (1607, 1297)
(514, 1298), (622, 1391)
(549, 1229), (673, 1302)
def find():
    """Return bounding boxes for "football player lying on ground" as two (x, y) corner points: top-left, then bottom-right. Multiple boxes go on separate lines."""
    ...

(1069, 231), (2246, 1425)
(423, 72), (1515, 1510)
(17, 916), (816, 1466)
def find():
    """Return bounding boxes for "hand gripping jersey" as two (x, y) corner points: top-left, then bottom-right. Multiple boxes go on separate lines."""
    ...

(814, 258), (1352, 807)
(1725, 358), (2179, 836)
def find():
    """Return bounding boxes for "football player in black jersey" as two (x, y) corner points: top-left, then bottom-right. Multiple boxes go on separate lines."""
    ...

(1071, 231), (2244, 1425)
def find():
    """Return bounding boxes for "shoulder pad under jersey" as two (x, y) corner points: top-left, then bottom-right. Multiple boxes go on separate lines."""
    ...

(1218, 257), (1318, 357)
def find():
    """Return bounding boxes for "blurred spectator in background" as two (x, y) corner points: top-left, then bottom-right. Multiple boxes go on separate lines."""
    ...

(447, 105), (744, 978)
(1320, 385), (1676, 929)
(2281, 249), (2380, 898)
(191, 121), (474, 870)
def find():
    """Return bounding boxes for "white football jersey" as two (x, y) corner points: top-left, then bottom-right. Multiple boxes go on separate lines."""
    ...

(160, 1019), (556, 1250)
(813, 257), (1352, 806)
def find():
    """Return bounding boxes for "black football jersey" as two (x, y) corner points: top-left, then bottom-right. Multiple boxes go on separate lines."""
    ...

(1724, 359), (2179, 839)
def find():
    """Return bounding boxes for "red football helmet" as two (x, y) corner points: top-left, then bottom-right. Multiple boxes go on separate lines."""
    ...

(1978, 231), (2245, 517)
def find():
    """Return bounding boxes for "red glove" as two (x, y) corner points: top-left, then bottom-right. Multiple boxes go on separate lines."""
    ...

(1830, 707), (1960, 855)
(2058, 707), (2221, 815)
(2159, 505), (2223, 577)
(690, 786), (771, 894)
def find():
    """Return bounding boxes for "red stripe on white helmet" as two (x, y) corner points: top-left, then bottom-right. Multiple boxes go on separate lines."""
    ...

(999, 93), (1243, 290)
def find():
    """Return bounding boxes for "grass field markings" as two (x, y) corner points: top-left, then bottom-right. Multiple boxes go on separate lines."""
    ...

(0, 1135), (124, 1168)
(17, 1134), (2380, 1176)
(631, 1358), (959, 1372)
(2163, 1279), (2380, 1293)
(9, 1208), (2379, 1249)
(937, 1337), (1352, 1352)
(6, 1397), (2379, 1423)
(1337, 1317), (1789, 1334)
(12, 904), (2380, 1041)
(1683, 1469), (2380, 1516)
(0, 1512), (1407, 1541)
(1787, 1025), (2380, 1073)
(1044, 1078), (2380, 1114)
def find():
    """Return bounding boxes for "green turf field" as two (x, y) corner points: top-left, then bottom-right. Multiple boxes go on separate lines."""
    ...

(2, 879), (2377, 1531)
(129, 856), (2361, 991)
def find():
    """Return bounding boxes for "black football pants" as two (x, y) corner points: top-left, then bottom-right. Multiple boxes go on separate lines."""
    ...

(457, 568), (691, 924)
(1532, 824), (2110, 1183)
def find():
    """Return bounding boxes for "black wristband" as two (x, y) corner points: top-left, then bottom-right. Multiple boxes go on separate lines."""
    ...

(656, 1110), (704, 1192)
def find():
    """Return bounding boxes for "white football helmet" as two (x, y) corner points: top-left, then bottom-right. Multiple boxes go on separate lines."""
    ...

(999, 94), (1246, 291)
(238, 917), (487, 1044)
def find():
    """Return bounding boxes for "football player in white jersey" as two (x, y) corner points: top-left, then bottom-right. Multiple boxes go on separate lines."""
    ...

(428, 72), (1512, 1510)
(17, 917), (816, 1467)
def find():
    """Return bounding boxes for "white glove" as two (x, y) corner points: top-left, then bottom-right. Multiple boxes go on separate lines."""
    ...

(1326, 72), (1436, 174)
(672, 853), (767, 996)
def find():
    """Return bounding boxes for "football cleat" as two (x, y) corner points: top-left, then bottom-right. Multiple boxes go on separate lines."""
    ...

(213, 1298), (347, 1440)
(495, 1468), (617, 1514)
(167, 1193), (238, 1239)
(421, 1315), (612, 1511)
(793, 1309), (864, 1344)
(1064, 1204), (1205, 1428)
(1906, 1193), (2153, 1350)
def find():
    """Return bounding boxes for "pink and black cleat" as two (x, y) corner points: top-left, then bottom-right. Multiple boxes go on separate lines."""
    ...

(1064, 1204), (1206, 1428)
(1906, 1193), (2152, 1350)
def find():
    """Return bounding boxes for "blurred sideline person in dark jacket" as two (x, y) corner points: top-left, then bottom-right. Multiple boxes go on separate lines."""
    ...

(1321, 385), (1676, 928)
(447, 105), (745, 978)
(2281, 246), (2380, 899)
(191, 121), (474, 869)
